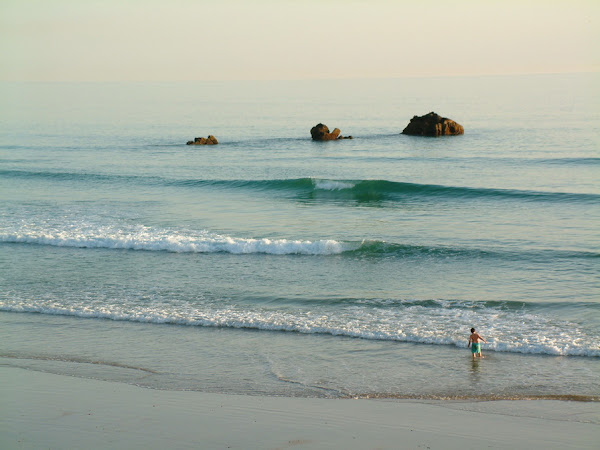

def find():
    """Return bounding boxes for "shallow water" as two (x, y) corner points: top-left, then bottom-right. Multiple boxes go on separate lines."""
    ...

(1, 74), (599, 399)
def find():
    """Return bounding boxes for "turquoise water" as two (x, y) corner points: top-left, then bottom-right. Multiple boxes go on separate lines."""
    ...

(1, 74), (599, 400)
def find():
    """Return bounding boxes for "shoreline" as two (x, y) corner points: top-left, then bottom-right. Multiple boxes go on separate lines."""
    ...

(2, 310), (599, 403)
(3, 357), (599, 403)
(2, 366), (598, 450)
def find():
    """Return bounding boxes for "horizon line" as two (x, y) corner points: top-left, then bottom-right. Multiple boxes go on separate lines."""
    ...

(1, 70), (598, 84)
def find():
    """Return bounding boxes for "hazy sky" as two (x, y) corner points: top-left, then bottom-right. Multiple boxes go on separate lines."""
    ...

(1, 0), (598, 81)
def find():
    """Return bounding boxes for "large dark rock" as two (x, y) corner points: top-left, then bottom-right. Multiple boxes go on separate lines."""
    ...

(310, 123), (353, 141)
(401, 112), (464, 137)
(186, 135), (218, 145)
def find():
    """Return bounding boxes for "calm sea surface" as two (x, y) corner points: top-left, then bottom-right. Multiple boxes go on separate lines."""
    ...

(1, 74), (599, 400)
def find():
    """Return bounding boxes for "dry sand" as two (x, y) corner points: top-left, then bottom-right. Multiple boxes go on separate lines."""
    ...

(1, 366), (598, 449)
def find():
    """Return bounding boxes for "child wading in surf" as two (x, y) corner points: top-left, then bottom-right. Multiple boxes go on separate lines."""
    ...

(468, 328), (488, 360)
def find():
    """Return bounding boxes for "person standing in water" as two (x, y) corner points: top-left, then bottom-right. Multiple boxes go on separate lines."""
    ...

(468, 328), (488, 360)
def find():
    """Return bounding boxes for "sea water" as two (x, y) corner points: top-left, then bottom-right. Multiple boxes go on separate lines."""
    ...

(1, 74), (599, 400)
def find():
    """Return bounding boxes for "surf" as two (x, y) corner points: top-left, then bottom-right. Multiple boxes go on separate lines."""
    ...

(1, 299), (598, 358)
(2, 224), (598, 261)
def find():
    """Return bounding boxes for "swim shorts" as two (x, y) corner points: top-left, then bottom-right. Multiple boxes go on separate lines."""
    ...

(471, 343), (481, 354)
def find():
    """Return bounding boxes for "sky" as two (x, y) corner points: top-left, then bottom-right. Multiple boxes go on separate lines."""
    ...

(1, 0), (598, 81)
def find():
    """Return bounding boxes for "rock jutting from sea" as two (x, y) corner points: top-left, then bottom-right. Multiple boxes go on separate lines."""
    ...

(401, 112), (464, 137)
(310, 123), (353, 141)
(186, 135), (219, 145)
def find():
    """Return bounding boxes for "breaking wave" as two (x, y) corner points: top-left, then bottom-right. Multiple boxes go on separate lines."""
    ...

(2, 225), (598, 261)
(1, 297), (598, 357)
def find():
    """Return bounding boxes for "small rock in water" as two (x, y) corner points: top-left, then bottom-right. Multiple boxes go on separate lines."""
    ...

(186, 135), (219, 145)
(310, 123), (352, 141)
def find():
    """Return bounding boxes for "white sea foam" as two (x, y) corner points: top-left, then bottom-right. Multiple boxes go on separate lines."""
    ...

(1, 296), (598, 357)
(313, 179), (356, 190)
(0, 225), (349, 255)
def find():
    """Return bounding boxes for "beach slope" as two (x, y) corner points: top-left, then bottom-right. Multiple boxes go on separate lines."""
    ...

(1, 367), (598, 449)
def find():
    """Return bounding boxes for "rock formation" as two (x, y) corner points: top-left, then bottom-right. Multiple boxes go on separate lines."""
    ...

(401, 112), (464, 137)
(186, 135), (219, 145)
(310, 123), (353, 141)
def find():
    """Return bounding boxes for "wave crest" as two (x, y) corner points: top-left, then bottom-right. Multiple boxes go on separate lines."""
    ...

(1, 300), (598, 358)
(2, 225), (597, 261)
(2, 169), (598, 204)
(0, 226), (349, 255)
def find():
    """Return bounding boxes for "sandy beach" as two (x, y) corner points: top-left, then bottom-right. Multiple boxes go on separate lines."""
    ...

(1, 366), (598, 450)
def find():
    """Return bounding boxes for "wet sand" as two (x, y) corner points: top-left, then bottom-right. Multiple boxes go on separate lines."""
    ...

(1, 366), (598, 449)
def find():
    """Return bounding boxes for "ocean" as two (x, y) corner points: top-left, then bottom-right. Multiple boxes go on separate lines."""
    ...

(1, 73), (598, 400)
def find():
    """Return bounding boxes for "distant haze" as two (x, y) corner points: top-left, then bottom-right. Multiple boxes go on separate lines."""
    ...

(1, 0), (598, 81)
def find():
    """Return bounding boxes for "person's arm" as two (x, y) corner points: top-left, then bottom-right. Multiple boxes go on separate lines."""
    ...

(474, 333), (486, 343)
